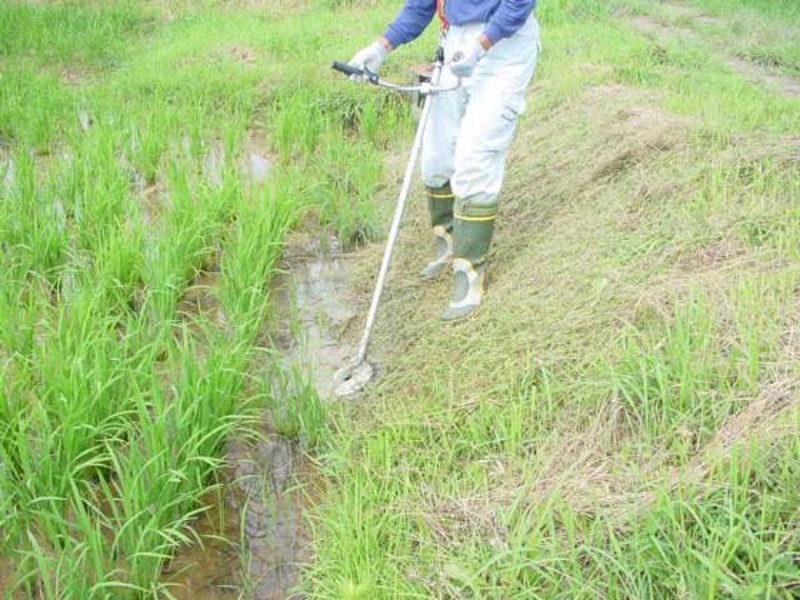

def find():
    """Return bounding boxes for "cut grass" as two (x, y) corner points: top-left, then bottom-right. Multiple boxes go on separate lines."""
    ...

(299, 0), (800, 598)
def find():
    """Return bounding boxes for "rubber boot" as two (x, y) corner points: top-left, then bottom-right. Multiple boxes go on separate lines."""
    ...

(420, 182), (455, 279)
(441, 209), (494, 322)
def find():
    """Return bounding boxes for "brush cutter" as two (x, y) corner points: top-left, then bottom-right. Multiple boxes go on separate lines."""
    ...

(330, 51), (459, 397)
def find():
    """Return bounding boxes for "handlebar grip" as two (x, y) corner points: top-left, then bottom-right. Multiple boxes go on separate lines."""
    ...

(331, 61), (379, 84)
(332, 61), (364, 78)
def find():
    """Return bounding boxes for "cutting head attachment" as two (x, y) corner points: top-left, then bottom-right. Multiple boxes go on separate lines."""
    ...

(333, 360), (375, 397)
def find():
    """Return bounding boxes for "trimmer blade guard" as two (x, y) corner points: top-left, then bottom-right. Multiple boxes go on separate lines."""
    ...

(333, 361), (375, 397)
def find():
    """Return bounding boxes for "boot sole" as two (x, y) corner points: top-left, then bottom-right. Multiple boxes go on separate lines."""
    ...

(419, 260), (451, 280)
(440, 303), (481, 322)
(439, 273), (489, 322)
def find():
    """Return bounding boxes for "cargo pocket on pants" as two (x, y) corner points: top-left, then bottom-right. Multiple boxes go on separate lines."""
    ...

(484, 97), (524, 152)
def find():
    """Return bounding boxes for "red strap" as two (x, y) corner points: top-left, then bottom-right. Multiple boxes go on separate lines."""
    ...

(436, 0), (448, 30)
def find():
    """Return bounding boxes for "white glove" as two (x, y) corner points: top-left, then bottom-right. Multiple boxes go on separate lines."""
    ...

(449, 39), (486, 78)
(348, 41), (389, 76)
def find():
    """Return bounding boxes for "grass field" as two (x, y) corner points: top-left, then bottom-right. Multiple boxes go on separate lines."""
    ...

(300, 0), (800, 598)
(1, 0), (799, 598)
(1, 0), (409, 596)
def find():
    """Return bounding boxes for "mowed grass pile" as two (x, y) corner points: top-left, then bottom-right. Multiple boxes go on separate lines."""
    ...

(301, 0), (800, 598)
(0, 0), (412, 596)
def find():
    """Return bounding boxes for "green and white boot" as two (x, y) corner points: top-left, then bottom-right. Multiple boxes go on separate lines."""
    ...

(420, 225), (453, 279)
(441, 207), (495, 322)
(420, 183), (454, 279)
(441, 258), (489, 321)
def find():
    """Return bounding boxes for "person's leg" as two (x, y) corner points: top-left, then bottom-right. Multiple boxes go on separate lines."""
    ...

(419, 32), (467, 279)
(443, 16), (540, 321)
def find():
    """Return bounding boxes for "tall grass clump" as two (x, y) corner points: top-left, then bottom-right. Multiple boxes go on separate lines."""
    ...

(0, 150), (69, 281)
(0, 135), (290, 596)
(0, 69), (77, 150)
(267, 84), (410, 246)
(604, 277), (791, 456)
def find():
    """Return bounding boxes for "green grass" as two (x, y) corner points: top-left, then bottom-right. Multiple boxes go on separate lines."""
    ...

(2, 0), (800, 597)
(614, 0), (800, 76)
(0, 1), (148, 65)
(0, 0), (410, 596)
(298, 0), (800, 598)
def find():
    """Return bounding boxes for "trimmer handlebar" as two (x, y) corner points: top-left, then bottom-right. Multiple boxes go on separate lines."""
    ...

(331, 59), (461, 95)
(331, 61), (380, 84)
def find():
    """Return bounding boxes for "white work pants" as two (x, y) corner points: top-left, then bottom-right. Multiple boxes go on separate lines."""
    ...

(421, 17), (540, 216)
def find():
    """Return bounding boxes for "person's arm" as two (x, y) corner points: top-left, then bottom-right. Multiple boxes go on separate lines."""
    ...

(383, 0), (437, 49)
(482, 0), (536, 46)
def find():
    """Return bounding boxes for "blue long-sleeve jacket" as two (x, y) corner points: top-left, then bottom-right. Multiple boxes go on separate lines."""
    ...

(383, 0), (536, 48)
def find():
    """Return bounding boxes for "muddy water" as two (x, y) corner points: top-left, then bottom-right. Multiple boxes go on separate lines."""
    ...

(2, 156), (14, 192)
(166, 235), (357, 599)
(273, 235), (359, 399)
(200, 134), (272, 189)
(244, 129), (272, 185)
(164, 436), (312, 600)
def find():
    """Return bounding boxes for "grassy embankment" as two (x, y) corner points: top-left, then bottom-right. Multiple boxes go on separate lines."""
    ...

(0, 0), (413, 596)
(302, 0), (800, 598)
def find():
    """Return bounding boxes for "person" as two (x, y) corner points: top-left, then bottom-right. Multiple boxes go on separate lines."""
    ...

(348, 0), (540, 321)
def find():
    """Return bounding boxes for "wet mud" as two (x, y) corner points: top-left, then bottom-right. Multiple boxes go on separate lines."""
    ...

(272, 234), (359, 400)
(200, 133), (273, 189)
(167, 234), (358, 599)
(164, 436), (312, 600)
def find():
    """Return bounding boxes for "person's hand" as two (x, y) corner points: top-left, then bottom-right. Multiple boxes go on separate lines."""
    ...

(449, 38), (487, 78)
(348, 40), (389, 77)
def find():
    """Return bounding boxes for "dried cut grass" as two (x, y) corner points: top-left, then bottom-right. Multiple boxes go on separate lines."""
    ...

(410, 485), (512, 549)
(304, 3), (800, 559)
(368, 106), (800, 544)
(407, 375), (800, 547)
(447, 295), (800, 537)
(503, 84), (693, 219)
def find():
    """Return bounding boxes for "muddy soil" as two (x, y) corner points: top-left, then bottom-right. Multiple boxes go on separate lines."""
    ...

(164, 436), (312, 600)
(0, 558), (13, 599)
(166, 233), (358, 599)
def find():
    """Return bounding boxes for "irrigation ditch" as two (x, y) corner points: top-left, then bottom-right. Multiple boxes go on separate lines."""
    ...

(165, 229), (361, 599)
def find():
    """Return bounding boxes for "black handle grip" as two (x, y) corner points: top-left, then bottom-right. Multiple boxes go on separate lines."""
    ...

(332, 61), (363, 77)
(331, 61), (379, 84)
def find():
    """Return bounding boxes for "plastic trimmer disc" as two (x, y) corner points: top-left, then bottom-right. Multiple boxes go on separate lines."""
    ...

(332, 361), (375, 397)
